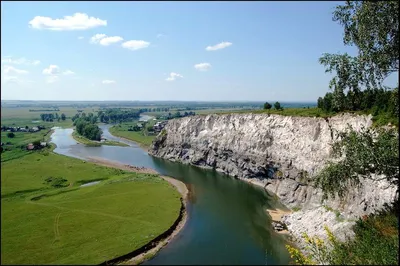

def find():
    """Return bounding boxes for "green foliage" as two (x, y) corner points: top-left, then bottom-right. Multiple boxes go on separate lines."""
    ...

(318, 1), (398, 126)
(74, 117), (102, 141)
(274, 101), (282, 110)
(7, 132), (15, 138)
(43, 176), (69, 188)
(98, 108), (141, 124)
(263, 102), (272, 110)
(315, 126), (399, 199)
(292, 206), (301, 212)
(318, 87), (398, 126)
(320, 1), (398, 94)
(60, 113), (66, 121)
(287, 204), (398, 265)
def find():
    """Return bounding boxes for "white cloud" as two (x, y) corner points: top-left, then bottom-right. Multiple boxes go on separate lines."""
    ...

(3, 65), (29, 74)
(165, 72), (183, 81)
(62, 70), (75, 75)
(42, 65), (60, 75)
(90, 34), (123, 46)
(1, 57), (40, 66)
(205, 42), (232, 51)
(156, 33), (165, 38)
(101, 36), (123, 46)
(28, 13), (107, 31)
(78, 36), (84, 40)
(102, 80), (116, 84)
(90, 34), (106, 43)
(121, 40), (150, 51)
(194, 62), (212, 71)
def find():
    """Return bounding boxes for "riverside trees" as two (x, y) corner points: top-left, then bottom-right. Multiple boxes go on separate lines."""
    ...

(287, 1), (399, 264)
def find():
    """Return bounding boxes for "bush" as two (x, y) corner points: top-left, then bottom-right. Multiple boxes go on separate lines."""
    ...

(7, 132), (15, 138)
(43, 177), (69, 188)
(287, 203), (399, 265)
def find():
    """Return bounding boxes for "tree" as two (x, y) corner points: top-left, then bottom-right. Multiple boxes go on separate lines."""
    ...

(61, 113), (66, 121)
(7, 132), (15, 138)
(32, 140), (41, 147)
(315, 126), (399, 199)
(319, 1), (399, 95)
(263, 102), (272, 110)
(274, 101), (281, 110)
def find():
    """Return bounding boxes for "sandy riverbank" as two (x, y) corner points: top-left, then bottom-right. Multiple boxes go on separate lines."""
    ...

(266, 208), (292, 235)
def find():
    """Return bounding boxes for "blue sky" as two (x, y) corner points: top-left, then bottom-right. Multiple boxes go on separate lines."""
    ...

(1, 1), (398, 102)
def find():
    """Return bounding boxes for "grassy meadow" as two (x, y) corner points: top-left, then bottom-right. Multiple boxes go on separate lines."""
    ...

(109, 123), (156, 147)
(1, 129), (55, 162)
(1, 152), (182, 265)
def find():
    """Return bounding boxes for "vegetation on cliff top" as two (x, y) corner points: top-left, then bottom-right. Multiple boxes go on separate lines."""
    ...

(287, 1), (399, 264)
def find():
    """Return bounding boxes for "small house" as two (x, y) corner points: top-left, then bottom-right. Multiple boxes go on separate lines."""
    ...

(31, 127), (39, 132)
(40, 142), (47, 147)
(26, 144), (35, 150)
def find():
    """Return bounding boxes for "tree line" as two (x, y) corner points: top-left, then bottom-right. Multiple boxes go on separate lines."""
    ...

(164, 111), (196, 119)
(317, 87), (398, 117)
(40, 113), (66, 122)
(97, 109), (142, 124)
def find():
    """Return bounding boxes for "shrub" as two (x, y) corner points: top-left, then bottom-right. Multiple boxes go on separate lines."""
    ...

(7, 132), (15, 138)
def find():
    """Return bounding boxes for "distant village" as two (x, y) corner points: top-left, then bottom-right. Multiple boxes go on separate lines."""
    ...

(1, 125), (46, 133)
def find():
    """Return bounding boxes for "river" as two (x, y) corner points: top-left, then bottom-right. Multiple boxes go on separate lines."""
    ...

(50, 124), (291, 265)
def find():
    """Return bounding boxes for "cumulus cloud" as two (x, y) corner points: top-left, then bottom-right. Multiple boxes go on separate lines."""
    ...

(1, 57), (40, 66)
(121, 40), (150, 50)
(90, 34), (123, 46)
(62, 70), (75, 75)
(165, 72), (183, 81)
(3, 65), (29, 74)
(28, 13), (107, 31)
(102, 80), (116, 84)
(42, 65), (60, 75)
(194, 62), (212, 71)
(205, 42), (232, 51)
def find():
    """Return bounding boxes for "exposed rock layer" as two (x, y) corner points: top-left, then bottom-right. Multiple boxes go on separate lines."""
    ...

(149, 113), (397, 244)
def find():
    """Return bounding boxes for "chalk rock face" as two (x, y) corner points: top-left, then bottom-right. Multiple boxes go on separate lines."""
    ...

(149, 113), (397, 244)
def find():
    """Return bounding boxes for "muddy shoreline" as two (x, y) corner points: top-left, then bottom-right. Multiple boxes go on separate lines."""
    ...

(84, 156), (188, 265)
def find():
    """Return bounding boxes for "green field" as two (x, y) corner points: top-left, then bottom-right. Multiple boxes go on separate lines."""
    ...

(1, 130), (55, 162)
(1, 152), (181, 265)
(109, 123), (156, 147)
(0, 106), (94, 130)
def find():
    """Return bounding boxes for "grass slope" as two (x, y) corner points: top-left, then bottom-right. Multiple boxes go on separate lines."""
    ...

(1, 152), (181, 265)
(109, 124), (155, 147)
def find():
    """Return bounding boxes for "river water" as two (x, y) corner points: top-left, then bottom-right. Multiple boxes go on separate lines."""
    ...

(50, 124), (291, 265)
